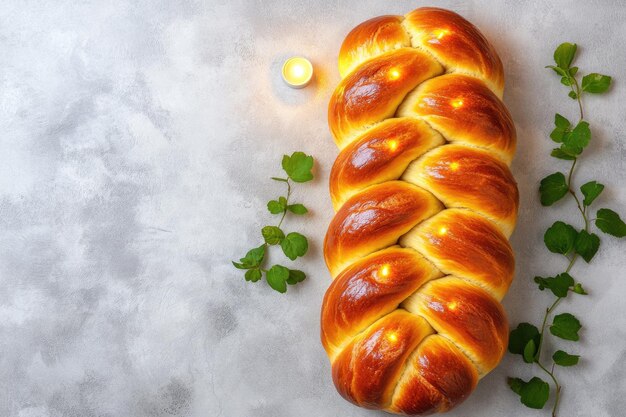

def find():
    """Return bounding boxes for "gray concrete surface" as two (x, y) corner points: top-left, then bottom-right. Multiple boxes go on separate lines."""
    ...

(1, 1), (625, 416)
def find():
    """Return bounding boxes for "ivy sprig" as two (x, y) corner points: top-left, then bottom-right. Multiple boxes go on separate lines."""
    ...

(508, 43), (625, 416)
(232, 152), (314, 293)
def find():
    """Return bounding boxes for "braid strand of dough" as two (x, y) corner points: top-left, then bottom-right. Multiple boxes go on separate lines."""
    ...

(321, 7), (518, 415)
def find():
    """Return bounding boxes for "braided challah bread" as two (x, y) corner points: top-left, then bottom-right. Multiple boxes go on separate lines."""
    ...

(321, 7), (518, 415)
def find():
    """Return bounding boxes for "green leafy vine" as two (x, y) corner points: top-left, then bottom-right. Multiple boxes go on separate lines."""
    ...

(507, 42), (625, 416)
(232, 152), (315, 293)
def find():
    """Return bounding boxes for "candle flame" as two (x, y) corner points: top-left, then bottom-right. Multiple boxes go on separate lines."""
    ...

(389, 68), (401, 80)
(387, 331), (398, 343)
(388, 140), (398, 151)
(448, 301), (458, 311)
(291, 64), (305, 77)
(449, 161), (460, 171)
(438, 226), (448, 236)
(380, 264), (391, 277)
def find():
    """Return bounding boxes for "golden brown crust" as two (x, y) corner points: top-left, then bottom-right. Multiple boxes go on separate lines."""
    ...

(331, 310), (433, 408)
(403, 7), (504, 96)
(328, 48), (443, 148)
(402, 277), (509, 375)
(390, 335), (478, 414)
(398, 73), (516, 164)
(338, 15), (411, 78)
(321, 247), (442, 356)
(330, 118), (444, 209)
(413, 336), (478, 407)
(402, 144), (519, 236)
(400, 208), (514, 300)
(324, 181), (442, 277)
(322, 7), (515, 415)
(391, 370), (445, 415)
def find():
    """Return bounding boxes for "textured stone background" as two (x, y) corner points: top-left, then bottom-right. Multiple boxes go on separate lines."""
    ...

(1, 1), (625, 416)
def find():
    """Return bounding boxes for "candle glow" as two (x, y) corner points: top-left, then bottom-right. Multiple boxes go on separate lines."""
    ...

(433, 29), (450, 40)
(451, 98), (464, 108)
(282, 57), (313, 88)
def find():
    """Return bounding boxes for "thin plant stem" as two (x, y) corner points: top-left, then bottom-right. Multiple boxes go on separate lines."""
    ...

(533, 68), (589, 417)
(536, 297), (563, 363)
(569, 76), (584, 121)
(566, 159), (590, 231)
(278, 180), (291, 228)
(536, 360), (562, 417)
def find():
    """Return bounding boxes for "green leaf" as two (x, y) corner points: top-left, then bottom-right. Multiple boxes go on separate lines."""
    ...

(262, 226), (285, 245)
(245, 268), (262, 282)
(569, 90), (578, 99)
(544, 221), (578, 254)
(573, 283), (588, 295)
(247, 245), (266, 264)
(280, 232), (309, 260)
(282, 152), (314, 183)
(550, 114), (571, 143)
(563, 121), (590, 150)
(569, 66), (578, 76)
(595, 208), (626, 237)
(560, 141), (583, 157)
(286, 269), (306, 285)
(582, 73), (612, 93)
(549, 130), (564, 144)
(580, 181), (604, 206)
(550, 148), (576, 160)
(521, 377), (550, 409)
(550, 129), (566, 143)
(267, 199), (286, 214)
(266, 265), (289, 293)
(560, 76), (572, 86)
(554, 42), (577, 69)
(550, 313), (582, 341)
(287, 203), (308, 214)
(509, 377), (550, 409)
(508, 377), (524, 395)
(546, 65), (568, 77)
(555, 113), (571, 128)
(553, 350), (580, 366)
(539, 173), (569, 206)
(523, 339), (537, 363)
(509, 323), (540, 355)
(233, 244), (266, 269)
(574, 230), (600, 263)
(534, 273), (574, 297)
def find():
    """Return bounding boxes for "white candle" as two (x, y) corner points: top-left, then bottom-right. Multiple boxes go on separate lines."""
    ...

(282, 57), (313, 89)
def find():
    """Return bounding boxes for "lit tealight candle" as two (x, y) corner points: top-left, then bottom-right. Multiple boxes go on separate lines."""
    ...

(282, 56), (314, 89)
